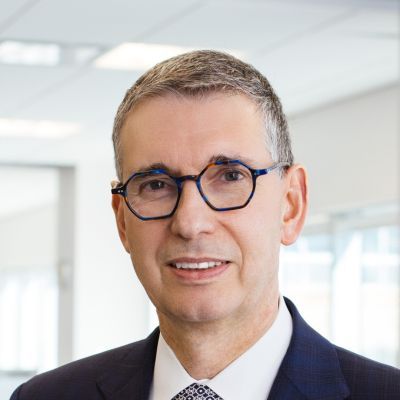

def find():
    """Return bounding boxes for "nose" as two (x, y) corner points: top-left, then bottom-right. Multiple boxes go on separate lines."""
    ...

(169, 179), (216, 240)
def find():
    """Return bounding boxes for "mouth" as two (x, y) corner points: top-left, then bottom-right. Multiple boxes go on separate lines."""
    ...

(167, 259), (230, 281)
(170, 260), (228, 270)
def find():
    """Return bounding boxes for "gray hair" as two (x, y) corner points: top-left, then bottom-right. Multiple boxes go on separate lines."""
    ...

(112, 50), (293, 181)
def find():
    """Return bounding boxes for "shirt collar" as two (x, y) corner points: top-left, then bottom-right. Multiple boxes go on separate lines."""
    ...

(150, 295), (293, 400)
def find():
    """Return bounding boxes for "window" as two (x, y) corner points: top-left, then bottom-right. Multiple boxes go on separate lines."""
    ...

(0, 167), (59, 395)
(281, 205), (400, 367)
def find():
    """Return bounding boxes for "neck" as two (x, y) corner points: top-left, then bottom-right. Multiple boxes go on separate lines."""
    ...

(158, 295), (280, 380)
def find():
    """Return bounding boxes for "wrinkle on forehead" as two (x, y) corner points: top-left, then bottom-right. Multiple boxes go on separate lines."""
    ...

(119, 93), (269, 181)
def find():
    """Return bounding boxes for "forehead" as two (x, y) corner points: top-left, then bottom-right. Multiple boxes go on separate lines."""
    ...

(119, 93), (270, 179)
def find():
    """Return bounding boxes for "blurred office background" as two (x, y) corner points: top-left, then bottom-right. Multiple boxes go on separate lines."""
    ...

(0, 0), (399, 396)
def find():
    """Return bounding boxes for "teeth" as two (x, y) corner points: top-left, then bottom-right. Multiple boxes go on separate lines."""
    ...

(174, 261), (224, 269)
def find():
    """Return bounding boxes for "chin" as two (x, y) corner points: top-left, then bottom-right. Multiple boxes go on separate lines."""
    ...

(171, 296), (242, 324)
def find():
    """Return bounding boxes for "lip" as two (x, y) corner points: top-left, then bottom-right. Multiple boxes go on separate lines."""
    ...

(166, 257), (231, 282)
(168, 257), (229, 265)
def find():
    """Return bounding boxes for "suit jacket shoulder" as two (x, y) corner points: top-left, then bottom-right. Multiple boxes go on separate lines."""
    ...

(268, 297), (400, 400)
(10, 329), (159, 400)
(335, 345), (400, 399)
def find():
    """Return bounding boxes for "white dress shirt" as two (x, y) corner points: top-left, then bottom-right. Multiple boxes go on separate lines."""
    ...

(150, 295), (293, 400)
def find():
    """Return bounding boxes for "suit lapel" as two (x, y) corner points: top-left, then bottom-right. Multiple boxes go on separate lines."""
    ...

(268, 298), (350, 400)
(96, 328), (160, 400)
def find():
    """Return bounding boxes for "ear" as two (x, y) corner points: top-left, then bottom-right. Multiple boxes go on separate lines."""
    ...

(111, 194), (131, 254)
(281, 164), (308, 246)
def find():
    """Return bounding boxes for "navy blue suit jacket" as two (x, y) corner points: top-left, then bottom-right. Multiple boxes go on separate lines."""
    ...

(10, 298), (400, 399)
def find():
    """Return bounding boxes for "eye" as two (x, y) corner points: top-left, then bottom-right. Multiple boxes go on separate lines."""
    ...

(147, 180), (165, 191)
(128, 171), (177, 200)
(222, 169), (245, 182)
(140, 178), (173, 193)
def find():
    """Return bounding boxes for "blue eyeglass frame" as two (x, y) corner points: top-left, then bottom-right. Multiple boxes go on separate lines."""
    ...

(111, 159), (291, 221)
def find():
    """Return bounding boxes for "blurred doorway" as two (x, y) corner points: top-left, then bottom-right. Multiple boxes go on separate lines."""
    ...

(0, 165), (75, 397)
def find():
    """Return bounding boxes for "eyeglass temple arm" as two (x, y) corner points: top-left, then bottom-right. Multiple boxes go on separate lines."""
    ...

(254, 162), (291, 177)
(111, 187), (124, 195)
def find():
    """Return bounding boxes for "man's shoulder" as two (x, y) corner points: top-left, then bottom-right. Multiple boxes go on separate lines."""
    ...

(280, 297), (400, 399)
(334, 344), (400, 397)
(26, 340), (141, 381)
(10, 331), (159, 400)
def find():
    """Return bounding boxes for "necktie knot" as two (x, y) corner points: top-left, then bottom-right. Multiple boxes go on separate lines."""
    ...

(171, 383), (223, 399)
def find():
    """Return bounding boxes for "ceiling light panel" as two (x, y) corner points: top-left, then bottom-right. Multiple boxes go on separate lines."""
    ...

(94, 42), (195, 70)
(0, 40), (102, 68)
(0, 118), (81, 138)
(0, 40), (60, 66)
(94, 42), (243, 71)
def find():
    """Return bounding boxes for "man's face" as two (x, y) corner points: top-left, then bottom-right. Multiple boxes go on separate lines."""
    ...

(113, 93), (295, 326)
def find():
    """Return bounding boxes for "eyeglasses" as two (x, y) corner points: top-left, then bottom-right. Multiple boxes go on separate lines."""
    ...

(111, 159), (290, 221)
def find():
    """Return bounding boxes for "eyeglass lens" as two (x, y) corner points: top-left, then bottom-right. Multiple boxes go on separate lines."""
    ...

(125, 162), (254, 218)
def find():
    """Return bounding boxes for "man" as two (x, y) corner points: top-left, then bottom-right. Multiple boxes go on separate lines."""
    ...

(11, 50), (400, 399)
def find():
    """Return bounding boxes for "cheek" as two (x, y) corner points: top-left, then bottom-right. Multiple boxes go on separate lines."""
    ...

(229, 205), (282, 275)
(124, 221), (164, 275)
(125, 224), (166, 308)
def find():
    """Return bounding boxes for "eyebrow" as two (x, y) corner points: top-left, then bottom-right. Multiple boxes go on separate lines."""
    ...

(135, 162), (170, 174)
(133, 153), (255, 176)
(209, 153), (254, 165)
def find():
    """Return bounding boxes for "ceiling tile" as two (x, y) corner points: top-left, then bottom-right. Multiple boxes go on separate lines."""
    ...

(145, 0), (352, 51)
(12, 68), (139, 133)
(1, 0), (203, 46)
(0, 0), (31, 31)
(250, 8), (399, 113)
(0, 64), (83, 115)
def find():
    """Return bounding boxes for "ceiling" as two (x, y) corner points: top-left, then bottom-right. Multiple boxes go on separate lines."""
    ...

(0, 0), (398, 166)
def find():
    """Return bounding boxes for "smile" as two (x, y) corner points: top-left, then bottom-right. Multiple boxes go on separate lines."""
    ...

(167, 259), (231, 281)
(172, 261), (225, 270)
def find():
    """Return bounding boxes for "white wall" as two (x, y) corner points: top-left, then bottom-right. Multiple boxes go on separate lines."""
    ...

(72, 155), (150, 360)
(0, 205), (56, 270)
(288, 85), (399, 216)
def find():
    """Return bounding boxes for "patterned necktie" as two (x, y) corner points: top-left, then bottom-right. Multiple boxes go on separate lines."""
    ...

(171, 383), (223, 399)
